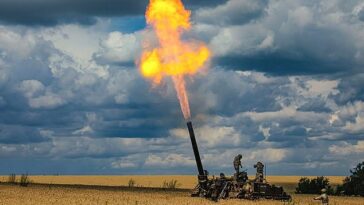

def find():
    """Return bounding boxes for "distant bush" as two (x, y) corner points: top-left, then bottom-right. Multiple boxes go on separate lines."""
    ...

(296, 176), (333, 194)
(8, 174), (16, 184)
(339, 161), (364, 196)
(162, 180), (180, 189)
(128, 178), (136, 188)
(19, 174), (31, 187)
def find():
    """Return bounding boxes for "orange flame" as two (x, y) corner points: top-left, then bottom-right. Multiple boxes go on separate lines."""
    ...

(139, 0), (210, 120)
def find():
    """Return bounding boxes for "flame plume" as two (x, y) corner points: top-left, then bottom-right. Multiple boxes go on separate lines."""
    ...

(139, 0), (210, 120)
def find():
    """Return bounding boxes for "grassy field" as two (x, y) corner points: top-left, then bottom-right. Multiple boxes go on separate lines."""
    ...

(0, 175), (346, 190)
(0, 184), (363, 205)
(0, 175), (362, 205)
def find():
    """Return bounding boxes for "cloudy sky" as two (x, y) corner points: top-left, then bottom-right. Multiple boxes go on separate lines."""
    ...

(0, 0), (363, 176)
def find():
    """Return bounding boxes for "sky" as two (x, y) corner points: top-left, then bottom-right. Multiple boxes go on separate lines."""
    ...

(0, 0), (363, 176)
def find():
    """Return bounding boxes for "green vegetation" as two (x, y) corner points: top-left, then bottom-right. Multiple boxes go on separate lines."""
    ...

(295, 176), (333, 194)
(337, 161), (364, 196)
(296, 161), (364, 196)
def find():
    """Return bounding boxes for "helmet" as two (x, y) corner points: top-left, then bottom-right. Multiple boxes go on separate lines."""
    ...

(238, 154), (242, 159)
(220, 173), (225, 178)
(321, 188), (327, 193)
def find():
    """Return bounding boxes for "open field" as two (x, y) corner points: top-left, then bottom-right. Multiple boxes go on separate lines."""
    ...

(0, 183), (363, 205)
(0, 175), (361, 205)
(0, 175), (346, 190)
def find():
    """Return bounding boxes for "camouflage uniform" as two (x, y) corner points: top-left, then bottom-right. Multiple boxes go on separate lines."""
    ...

(314, 189), (329, 205)
(233, 154), (243, 174)
(254, 162), (264, 182)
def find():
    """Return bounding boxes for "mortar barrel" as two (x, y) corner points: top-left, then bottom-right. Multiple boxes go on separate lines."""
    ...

(186, 121), (204, 176)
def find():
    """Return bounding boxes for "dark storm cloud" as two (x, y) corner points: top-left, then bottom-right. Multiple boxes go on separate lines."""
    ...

(188, 70), (283, 117)
(0, 27), (182, 142)
(195, 0), (268, 26)
(197, 0), (364, 76)
(0, 158), (114, 174)
(183, 0), (228, 9)
(0, 0), (147, 26)
(0, 125), (48, 144)
(214, 50), (355, 76)
(0, 0), (227, 26)
(359, 8), (364, 21)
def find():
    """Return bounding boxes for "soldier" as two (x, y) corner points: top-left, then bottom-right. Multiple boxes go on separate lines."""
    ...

(233, 154), (243, 174)
(314, 189), (329, 205)
(217, 173), (229, 199)
(254, 161), (265, 182)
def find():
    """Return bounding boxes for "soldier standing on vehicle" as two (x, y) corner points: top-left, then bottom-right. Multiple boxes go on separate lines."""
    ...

(254, 161), (265, 182)
(314, 189), (329, 205)
(233, 154), (243, 174)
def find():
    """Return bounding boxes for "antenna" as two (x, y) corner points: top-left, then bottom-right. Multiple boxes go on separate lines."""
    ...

(265, 163), (267, 181)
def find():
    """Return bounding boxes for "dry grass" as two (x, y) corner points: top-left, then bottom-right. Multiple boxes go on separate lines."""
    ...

(0, 184), (363, 205)
(0, 175), (361, 205)
(0, 175), (345, 189)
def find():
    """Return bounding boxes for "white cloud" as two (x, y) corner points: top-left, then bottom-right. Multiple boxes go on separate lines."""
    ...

(42, 21), (109, 62)
(337, 101), (364, 118)
(17, 80), (66, 109)
(49, 137), (146, 159)
(244, 106), (326, 123)
(1, 145), (16, 152)
(171, 125), (243, 148)
(169, 128), (189, 139)
(209, 24), (271, 57)
(95, 31), (141, 63)
(17, 80), (45, 98)
(111, 161), (138, 169)
(145, 154), (195, 167)
(344, 113), (364, 133)
(29, 93), (65, 109)
(111, 157), (139, 169)
(329, 112), (339, 125)
(259, 125), (270, 140)
(248, 148), (288, 163)
(329, 141), (364, 155)
(288, 6), (313, 27)
(236, 71), (276, 84)
(302, 161), (338, 169)
(258, 33), (274, 49)
(0, 26), (37, 59)
(72, 125), (94, 135)
(197, 126), (242, 148)
(329, 101), (364, 130)
(304, 79), (340, 98)
(49, 53), (109, 80)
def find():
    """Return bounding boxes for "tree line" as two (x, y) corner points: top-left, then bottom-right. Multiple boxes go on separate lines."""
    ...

(296, 161), (364, 196)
